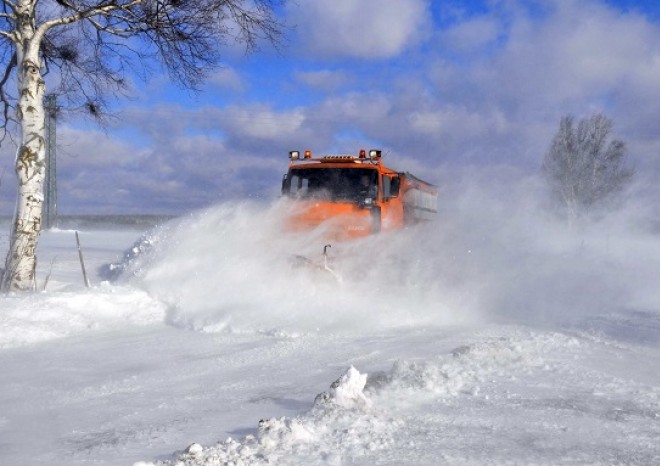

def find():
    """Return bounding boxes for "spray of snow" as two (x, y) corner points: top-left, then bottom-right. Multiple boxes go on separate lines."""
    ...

(111, 172), (660, 337)
(112, 200), (474, 335)
(3, 169), (658, 346)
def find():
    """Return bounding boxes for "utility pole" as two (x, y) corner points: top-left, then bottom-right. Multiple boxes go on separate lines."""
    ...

(44, 94), (58, 229)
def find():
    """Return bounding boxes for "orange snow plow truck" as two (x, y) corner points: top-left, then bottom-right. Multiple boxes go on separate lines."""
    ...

(281, 149), (438, 240)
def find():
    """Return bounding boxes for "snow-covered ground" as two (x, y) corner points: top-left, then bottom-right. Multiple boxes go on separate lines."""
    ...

(1, 195), (660, 465)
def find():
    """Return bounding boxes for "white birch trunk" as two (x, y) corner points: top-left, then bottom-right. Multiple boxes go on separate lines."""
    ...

(1, 3), (46, 292)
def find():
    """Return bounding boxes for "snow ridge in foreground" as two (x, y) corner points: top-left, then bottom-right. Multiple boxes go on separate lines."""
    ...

(138, 331), (578, 466)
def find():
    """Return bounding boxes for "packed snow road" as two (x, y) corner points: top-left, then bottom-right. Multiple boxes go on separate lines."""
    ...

(1, 199), (660, 465)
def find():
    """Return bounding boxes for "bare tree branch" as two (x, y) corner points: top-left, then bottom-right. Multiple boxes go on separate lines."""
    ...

(0, 50), (16, 142)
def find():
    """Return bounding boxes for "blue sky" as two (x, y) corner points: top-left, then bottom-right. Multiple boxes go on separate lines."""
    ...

(2, 0), (660, 215)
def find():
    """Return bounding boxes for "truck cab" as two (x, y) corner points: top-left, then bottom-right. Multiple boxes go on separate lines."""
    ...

(281, 149), (437, 240)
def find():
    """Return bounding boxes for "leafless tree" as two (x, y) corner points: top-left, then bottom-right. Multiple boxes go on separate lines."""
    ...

(0, 0), (282, 292)
(542, 113), (634, 227)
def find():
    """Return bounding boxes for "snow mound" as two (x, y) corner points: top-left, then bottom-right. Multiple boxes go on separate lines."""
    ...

(377, 330), (578, 404)
(0, 284), (166, 348)
(140, 331), (578, 465)
(139, 365), (396, 466)
(314, 365), (371, 410)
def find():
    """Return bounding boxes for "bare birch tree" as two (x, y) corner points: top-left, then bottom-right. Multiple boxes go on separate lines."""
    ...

(542, 113), (633, 227)
(0, 0), (281, 292)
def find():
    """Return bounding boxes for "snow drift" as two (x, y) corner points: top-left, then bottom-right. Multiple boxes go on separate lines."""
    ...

(138, 328), (660, 465)
(0, 284), (165, 348)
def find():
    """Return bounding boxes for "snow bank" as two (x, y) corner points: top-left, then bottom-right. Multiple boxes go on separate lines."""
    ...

(0, 225), (167, 348)
(138, 330), (581, 466)
(0, 284), (166, 348)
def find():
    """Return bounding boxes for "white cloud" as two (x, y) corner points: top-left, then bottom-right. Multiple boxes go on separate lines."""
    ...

(288, 0), (430, 58)
(440, 16), (501, 52)
(398, 0), (660, 169)
(219, 106), (306, 140)
(208, 67), (245, 92)
(477, 0), (660, 107)
(295, 70), (350, 91)
(407, 110), (444, 134)
(407, 107), (509, 138)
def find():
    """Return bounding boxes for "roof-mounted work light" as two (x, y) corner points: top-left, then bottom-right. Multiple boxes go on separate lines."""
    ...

(359, 150), (366, 159)
(369, 149), (382, 159)
(289, 150), (300, 160)
(304, 150), (312, 159)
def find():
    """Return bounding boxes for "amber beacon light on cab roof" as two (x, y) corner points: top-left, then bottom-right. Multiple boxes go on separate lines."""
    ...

(281, 149), (438, 241)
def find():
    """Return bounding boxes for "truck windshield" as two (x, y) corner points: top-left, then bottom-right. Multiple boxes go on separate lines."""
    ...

(283, 168), (378, 202)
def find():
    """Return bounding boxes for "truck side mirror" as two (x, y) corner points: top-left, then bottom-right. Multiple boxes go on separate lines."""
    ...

(281, 174), (289, 194)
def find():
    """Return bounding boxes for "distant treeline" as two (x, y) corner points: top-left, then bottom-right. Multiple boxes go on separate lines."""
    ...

(0, 215), (176, 231)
